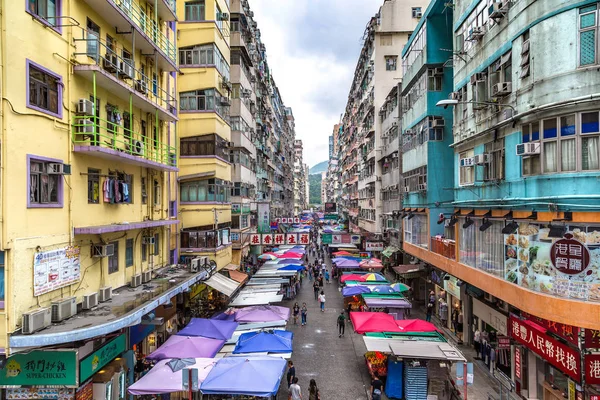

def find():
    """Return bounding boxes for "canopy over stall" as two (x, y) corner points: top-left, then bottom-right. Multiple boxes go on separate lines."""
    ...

(350, 312), (403, 334)
(128, 358), (216, 395)
(146, 335), (225, 360)
(228, 292), (284, 307)
(177, 318), (239, 340)
(233, 330), (293, 354)
(235, 305), (290, 323)
(389, 341), (466, 362)
(203, 273), (244, 297)
(363, 297), (411, 309)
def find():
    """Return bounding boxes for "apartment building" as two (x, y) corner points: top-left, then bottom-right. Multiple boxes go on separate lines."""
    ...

(399, 0), (600, 397)
(293, 140), (307, 215)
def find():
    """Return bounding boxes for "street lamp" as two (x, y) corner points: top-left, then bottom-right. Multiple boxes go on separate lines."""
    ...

(435, 99), (516, 113)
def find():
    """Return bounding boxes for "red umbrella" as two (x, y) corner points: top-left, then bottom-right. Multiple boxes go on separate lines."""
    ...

(350, 312), (403, 334)
(333, 250), (354, 256)
(340, 274), (366, 283)
(359, 259), (383, 269)
(396, 319), (438, 332)
(277, 252), (302, 259)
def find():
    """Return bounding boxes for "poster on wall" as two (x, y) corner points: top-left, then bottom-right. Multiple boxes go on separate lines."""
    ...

(33, 246), (81, 296)
(504, 223), (600, 301)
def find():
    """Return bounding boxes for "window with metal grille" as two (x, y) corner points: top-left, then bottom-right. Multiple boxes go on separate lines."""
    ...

(125, 238), (134, 267)
(579, 4), (598, 66)
(108, 241), (119, 274)
(484, 139), (505, 181)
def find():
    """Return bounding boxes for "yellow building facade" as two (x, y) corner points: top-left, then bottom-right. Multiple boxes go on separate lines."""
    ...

(176, 0), (233, 270)
(0, 0), (179, 353)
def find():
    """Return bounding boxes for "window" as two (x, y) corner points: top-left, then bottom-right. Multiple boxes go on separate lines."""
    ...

(180, 179), (232, 203)
(88, 168), (100, 203)
(521, 30), (531, 78)
(412, 7), (422, 18)
(459, 218), (504, 277)
(459, 149), (475, 185)
(179, 44), (230, 79)
(402, 24), (426, 74)
(403, 214), (427, 247)
(180, 89), (229, 117)
(380, 34), (393, 46)
(582, 112), (600, 170)
(180, 134), (229, 159)
(108, 241), (119, 274)
(86, 19), (100, 59)
(385, 56), (397, 71)
(142, 242), (147, 262)
(153, 179), (161, 205)
(29, 157), (62, 207)
(170, 200), (176, 218)
(0, 251), (4, 307)
(403, 166), (427, 192)
(484, 139), (505, 181)
(428, 71), (442, 91)
(579, 4), (598, 66)
(181, 227), (231, 249)
(125, 238), (134, 267)
(141, 177), (147, 204)
(27, 61), (61, 117)
(154, 233), (159, 256)
(185, 1), (205, 21)
(28, 0), (58, 27)
(216, 3), (223, 31)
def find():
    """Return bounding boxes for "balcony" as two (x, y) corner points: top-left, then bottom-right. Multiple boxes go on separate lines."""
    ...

(157, 0), (177, 21)
(72, 116), (177, 171)
(430, 236), (456, 260)
(73, 40), (177, 121)
(82, 0), (177, 69)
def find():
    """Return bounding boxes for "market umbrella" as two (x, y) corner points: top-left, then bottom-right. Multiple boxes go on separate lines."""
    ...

(234, 305), (291, 322)
(147, 336), (225, 360)
(128, 358), (216, 395)
(200, 356), (287, 397)
(333, 250), (355, 256)
(233, 330), (293, 354)
(335, 259), (360, 269)
(342, 285), (371, 297)
(362, 273), (387, 282)
(360, 259), (384, 269)
(277, 259), (303, 265)
(369, 286), (396, 295)
(350, 312), (403, 334)
(277, 264), (305, 271)
(332, 257), (361, 263)
(177, 318), (239, 340)
(211, 311), (236, 321)
(277, 252), (303, 259)
(258, 254), (277, 261)
(390, 282), (410, 292)
(340, 274), (366, 283)
(396, 319), (438, 332)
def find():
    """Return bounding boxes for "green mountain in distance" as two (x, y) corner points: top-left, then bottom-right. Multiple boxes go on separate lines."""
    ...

(309, 161), (328, 175)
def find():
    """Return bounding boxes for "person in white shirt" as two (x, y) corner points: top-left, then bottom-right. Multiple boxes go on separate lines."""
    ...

(318, 291), (326, 312)
(474, 329), (481, 359)
(290, 377), (302, 400)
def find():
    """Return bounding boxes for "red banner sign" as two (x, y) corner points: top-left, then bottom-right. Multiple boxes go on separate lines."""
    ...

(510, 316), (581, 382)
(515, 347), (521, 380)
(550, 234), (590, 275)
(586, 329), (600, 349)
(273, 233), (285, 245)
(250, 234), (261, 245)
(522, 312), (579, 346)
(591, 396), (600, 400)
(585, 354), (600, 385)
(299, 233), (310, 245)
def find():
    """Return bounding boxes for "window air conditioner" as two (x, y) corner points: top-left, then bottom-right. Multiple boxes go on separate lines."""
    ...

(130, 274), (143, 288)
(432, 118), (444, 128)
(404, 186), (410, 193)
(98, 286), (113, 302)
(488, 1), (508, 18)
(474, 153), (490, 165)
(76, 119), (95, 134)
(492, 82), (512, 97)
(22, 308), (51, 334)
(143, 237), (156, 245)
(460, 157), (475, 167)
(82, 292), (98, 310)
(142, 271), (152, 283)
(93, 244), (115, 257)
(135, 79), (148, 94)
(516, 142), (541, 156)
(51, 297), (77, 322)
(119, 61), (135, 79)
(450, 92), (461, 100)
(103, 53), (118, 72)
(46, 163), (72, 175)
(418, 183), (427, 191)
(127, 139), (145, 156)
(77, 99), (95, 116)
(467, 26), (486, 41)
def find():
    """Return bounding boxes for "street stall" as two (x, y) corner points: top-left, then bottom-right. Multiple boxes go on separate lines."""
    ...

(177, 318), (239, 340)
(362, 294), (412, 319)
(234, 305), (290, 323)
(146, 335), (225, 360)
(233, 330), (293, 354)
(201, 273), (245, 315)
(200, 356), (288, 399)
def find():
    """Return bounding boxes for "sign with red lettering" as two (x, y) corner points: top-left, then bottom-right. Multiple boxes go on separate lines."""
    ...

(275, 218), (281, 223)
(515, 347), (521, 380)
(299, 233), (310, 245)
(294, 217), (300, 223)
(510, 316), (581, 382)
(586, 329), (600, 349)
(286, 234), (297, 245)
(590, 395), (600, 400)
(522, 312), (579, 346)
(273, 234), (285, 246)
(585, 354), (600, 384)
(332, 234), (341, 244)
(497, 336), (510, 350)
(262, 234), (273, 245)
(250, 234), (261, 246)
(550, 234), (590, 275)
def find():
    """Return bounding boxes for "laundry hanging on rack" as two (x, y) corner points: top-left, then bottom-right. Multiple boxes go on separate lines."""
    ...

(103, 176), (131, 204)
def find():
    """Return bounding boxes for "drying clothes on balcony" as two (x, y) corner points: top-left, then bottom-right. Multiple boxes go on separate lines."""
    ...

(103, 178), (130, 203)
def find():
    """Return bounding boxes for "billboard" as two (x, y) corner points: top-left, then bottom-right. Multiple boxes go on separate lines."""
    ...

(324, 202), (336, 213)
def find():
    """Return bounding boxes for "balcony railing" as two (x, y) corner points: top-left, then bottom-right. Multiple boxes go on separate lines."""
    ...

(430, 236), (456, 260)
(72, 116), (177, 169)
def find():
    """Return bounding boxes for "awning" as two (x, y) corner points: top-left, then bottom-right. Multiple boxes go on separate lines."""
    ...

(389, 341), (466, 362)
(204, 273), (243, 297)
(223, 263), (240, 271)
(228, 270), (249, 284)
(392, 264), (425, 279)
(382, 246), (400, 258)
(228, 293), (284, 307)
(364, 297), (411, 309)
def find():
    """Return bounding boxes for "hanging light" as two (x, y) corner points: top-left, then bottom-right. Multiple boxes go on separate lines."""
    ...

(479, 218), (492, 232)
(407, 212), (415, 220)
(462, 217), (474, 229)
(501, 220), (519, 234)
(548, 224), (567, 238)
(448, 215), (458, 227)
(437, 213), (446, 225)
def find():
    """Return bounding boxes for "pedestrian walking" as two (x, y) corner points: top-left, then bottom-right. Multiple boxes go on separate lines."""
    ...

(474, 329), (481, 359)
(293, 302), (300, 325)
(308, 268), (313, 282)
(370, 374), (383, 400)
(325, 269), (330, 283)
(301, 303), (308, 326)
(337, 311), (346, 337)
(347, 303), (353, 320)
(308, 379), (320, 400)
(313, 281), (320, 300)
(318, 291), (326, 312)
(318, 275), (324, 288)
(289, 377), (302, 400)
(426, 301), (433, 322)
(286, 360), (296, 388)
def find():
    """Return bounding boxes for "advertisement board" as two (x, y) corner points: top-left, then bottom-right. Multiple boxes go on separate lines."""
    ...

(324, 202), (336, 213)
(504, 224), (600, 301)
(34, 246), (81, 296)
(231, 203), (241, 214)
(79, 334), (126, 382)
(257, 203), (270, 234)
(0, 350), (78, 387)
(366, 242), (384, 251)
(585, 354), (600, 385)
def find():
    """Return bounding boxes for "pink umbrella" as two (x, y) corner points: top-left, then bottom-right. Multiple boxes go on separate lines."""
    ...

(359, 259), (384, 269)
(277, 252), (302, 259)
(350, 312), (404, 334)
(340, 274), (366, 283)
(234, 305), (291, 322)
(396, 319), (438, 332)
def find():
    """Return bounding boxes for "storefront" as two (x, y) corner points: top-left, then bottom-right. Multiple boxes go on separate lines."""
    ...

(443, 275), (463, 338)
(471, 298), (510, 375)
(79, 334), (128, 400)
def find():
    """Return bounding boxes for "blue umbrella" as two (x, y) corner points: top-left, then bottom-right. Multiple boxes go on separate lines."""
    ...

(277, 264), (304, 271)
(233, 330), (293, 354)
(370, 286), (396, 294)
(342, 286), (371, 297)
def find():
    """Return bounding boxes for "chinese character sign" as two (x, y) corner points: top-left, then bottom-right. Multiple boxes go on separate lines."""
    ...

(550, 235), (590, 275)
(299, 233), (310, 245)
(273, 234), (285, 245)
(33, 246), (81, 296)
(509, 316), (581, 382)
(262, 234), (273, 245)
(286, 234), (297, 245)
(250, 234), (261, 245)
(585, 354), (600, 384)
(522, 312), (579, 346)
(0, 350), (78, 387)
(515, 347), (522, 379)
(586, 329), (600, 349)
(257, 203), (270, 234)
(332, 235), (341, 244)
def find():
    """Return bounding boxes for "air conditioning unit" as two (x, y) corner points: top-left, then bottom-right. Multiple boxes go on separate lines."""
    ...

(460, 157), (475, 167)
(415, 10), (422, 18)
(93, 244), (115, 257)
(450, 92), (461, 100)
(46, 162), (72, 175)
(82, 292), (98, 310)
(516, 142), (541, 156)
(119, 62), (134, 79)
(77, 99), (95, 116)
(98, 286), (112, 302)
(127, 139), (145, 156)
(142, 236), (156, 245)
(76, 119), (95, 134)
(135, 79), (147, 94)
(474, 153), (490, 165)
(22, 308), (51, 334)
(432, 118), (444, 128)
(218, 12), (229, 21)
(103, 53), (118, 72)
(130, 274), (143, 288)
(492, 82), (512, 97)
(191, 256), (209, 272)
(403, 186), (410, 193)
(51, 297), (77, 322)
(467, 26), (486, 41)
(142, 271), (152, 283)
(488, 1), (508, 18)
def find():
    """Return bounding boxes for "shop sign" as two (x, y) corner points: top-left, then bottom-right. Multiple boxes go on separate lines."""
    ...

(473, 298), (507, 336)
(365, 242), (384, 251)
(273, 233), (285, 245)
(286, 234), (298, 245)
(34, 246), (81, 296)
(75, 381), (93, 400)
(586, 329), (600, 349)
(79, 334), (126, 382)
(262, 234), (273, 246)
(568, 379), (576, 400)
(6, 388), (74, 400)
(551, 235), (590, 275)
(257, 203), (270, 234)
(322, 234), (360, 245)
(249, 234), (261, 246)
(585, 354), (600, 384)
(0, 350), (78, 387)
(497, 336), (511, 349)
(324, 214), (338, 220)
(591, 396), (600, 400)
(515, 347), (522, 379)
(324, 202), (336, 213)
(509, 316), (581, 382)
(242, 203), (251, 213)
(443, 276), (462, 300)
(522, 312), (579, 346)
(231, 203), (241, 214)
(321, 234), (332, 244)
(332, 234), (342, 244)
(299, 233), (310, 245)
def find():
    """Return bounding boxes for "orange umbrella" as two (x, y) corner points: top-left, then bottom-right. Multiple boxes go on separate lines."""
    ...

(333, 250), (354, 256)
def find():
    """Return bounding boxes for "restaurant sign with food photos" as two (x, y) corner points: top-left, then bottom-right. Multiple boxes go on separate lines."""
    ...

(504, 224), (600, 302)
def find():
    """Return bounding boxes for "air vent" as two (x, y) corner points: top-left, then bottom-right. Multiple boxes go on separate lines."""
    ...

(142, 271), (152, 283)
(98, 286), (113, 302)
(82, 293), (98, 310)
(51, 297), (77, 322)
(22, 308), (51, 334)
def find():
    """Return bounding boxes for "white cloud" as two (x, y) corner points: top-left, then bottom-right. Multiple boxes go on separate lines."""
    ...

(249, 0), (382, 166)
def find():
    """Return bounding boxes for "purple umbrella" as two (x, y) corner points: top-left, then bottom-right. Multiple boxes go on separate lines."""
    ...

(177, 318), (239, 340)
(332, 257), (361, 263)
(146, 336), (225, 360)
(277, 259), (303, 265)
(128, 358), (216, 395)
(335, 259), (360, 268)
(234, 305), (291, 323)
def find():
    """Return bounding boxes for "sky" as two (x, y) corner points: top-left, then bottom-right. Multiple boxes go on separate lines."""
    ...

(249, 0), (382, 168)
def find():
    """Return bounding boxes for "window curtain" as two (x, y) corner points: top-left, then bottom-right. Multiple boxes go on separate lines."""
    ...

(476, 221), (504, 277)
(583, 136), (600, 170)
(561, 139), (576, 171)
(459, 217), (476, 267)
(543, 142), (557, 172)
